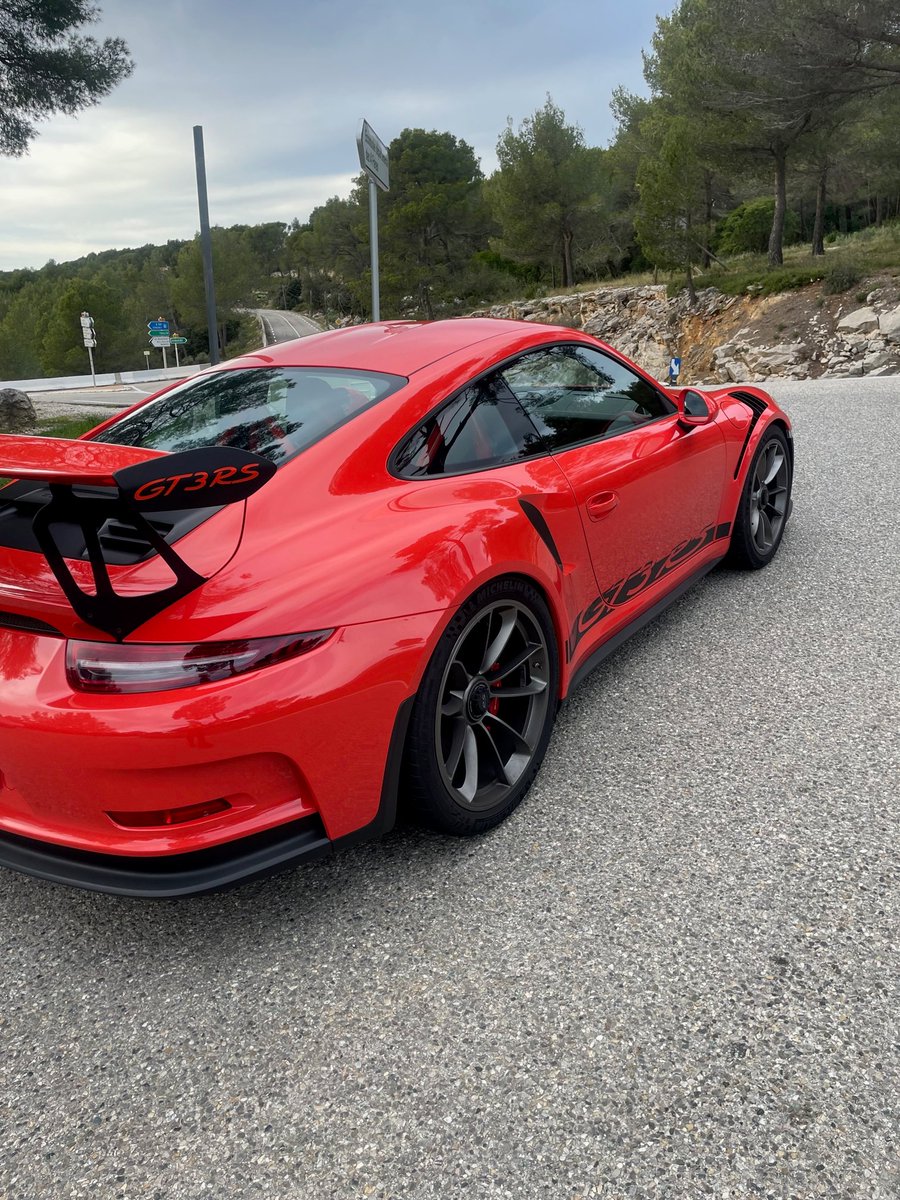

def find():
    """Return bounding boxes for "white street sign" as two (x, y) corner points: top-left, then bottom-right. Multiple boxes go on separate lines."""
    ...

(82, 337), (97, 348)
(150, 335), (172, 348)
(357, 119), (389, 192)
(79, 316), (94, 329)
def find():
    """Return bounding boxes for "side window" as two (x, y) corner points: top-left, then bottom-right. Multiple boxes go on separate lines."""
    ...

(501, 345), (673, 453)
(393, 374), (543, 477)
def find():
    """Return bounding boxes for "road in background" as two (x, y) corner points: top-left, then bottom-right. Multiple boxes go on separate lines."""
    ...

(1, 377), (898, 1199)
(29, 382), (163, 422)
(254, 308), (321, 345)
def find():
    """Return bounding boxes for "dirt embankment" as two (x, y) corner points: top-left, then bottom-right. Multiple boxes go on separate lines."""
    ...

(471, 276), (900, 384)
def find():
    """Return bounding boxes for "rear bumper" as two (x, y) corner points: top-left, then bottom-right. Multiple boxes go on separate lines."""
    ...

(0, 815), (332, 898)
(0, 695), (415, 898)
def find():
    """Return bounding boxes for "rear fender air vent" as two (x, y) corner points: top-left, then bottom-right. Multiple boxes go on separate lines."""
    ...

(0, 611), (63, 638)
(730, 390), (769, 478)
(97, 516), (176, 565)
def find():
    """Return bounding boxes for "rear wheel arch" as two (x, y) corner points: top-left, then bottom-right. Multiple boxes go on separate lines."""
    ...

(400, 574), (562, 835)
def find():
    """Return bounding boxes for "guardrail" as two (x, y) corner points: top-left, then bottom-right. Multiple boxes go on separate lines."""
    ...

(1, 364), (210, 393)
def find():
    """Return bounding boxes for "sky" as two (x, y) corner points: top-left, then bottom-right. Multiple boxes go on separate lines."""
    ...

(0, 0), (668, 271)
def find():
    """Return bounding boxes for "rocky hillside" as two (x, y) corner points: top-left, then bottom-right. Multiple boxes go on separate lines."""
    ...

(470, 277), (900, 385)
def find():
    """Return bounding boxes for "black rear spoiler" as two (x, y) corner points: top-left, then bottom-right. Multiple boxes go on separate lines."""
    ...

(0, 437), (276, 641)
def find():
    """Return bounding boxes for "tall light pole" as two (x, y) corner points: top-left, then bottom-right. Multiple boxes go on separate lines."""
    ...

(193, 125), (220, 365)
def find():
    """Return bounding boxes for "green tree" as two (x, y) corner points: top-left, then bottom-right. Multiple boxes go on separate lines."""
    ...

(716, 197), (799, 255)
(171, 228), (257, 356)
(488, 97), (605, 287)
(634, 115), (714, 302)
(645, 0), (900, 265)
(287, 196), (369, 318)
(0, 275), (58, 377)
(40, 275), (127, 374)
(378, 128), (491, 317)
(0, 0), (133, 155)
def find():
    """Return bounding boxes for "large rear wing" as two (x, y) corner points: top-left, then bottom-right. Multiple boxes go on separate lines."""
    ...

(0, 436), (276, 641)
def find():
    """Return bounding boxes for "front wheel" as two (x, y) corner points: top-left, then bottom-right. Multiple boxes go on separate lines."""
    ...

(728, 427), (792, 569)
(403, 579), (559, 835)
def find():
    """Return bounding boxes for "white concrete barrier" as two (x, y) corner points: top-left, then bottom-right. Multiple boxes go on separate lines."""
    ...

(1, 364), (211, 393)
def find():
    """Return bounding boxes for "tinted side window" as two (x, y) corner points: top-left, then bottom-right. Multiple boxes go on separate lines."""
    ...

(501, 345), (673, 453)
(394, 375), (543, 477)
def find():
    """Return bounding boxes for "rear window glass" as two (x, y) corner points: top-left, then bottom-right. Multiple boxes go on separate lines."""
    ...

(97, 367), (407, 466)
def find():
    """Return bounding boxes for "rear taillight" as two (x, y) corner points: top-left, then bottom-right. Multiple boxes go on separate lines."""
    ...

(65, 631), (334, 695)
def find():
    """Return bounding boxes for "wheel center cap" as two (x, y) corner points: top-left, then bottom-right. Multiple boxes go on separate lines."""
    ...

(759, 485), (769, 507)
(466, 680), (492, 722)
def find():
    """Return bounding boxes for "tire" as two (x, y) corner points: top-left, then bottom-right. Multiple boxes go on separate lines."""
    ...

(728, 426), (792, 569)
(403, 578), (560, 836)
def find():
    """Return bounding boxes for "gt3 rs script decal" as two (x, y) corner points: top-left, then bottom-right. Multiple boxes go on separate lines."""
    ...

(115, 446), (277, 511)
(567, 521), (732, 659)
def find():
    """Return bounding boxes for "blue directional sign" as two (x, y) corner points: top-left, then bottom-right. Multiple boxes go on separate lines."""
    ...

(148, 320), (169, 333)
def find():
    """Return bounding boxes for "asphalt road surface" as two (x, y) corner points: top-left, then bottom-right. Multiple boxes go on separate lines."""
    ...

(1, 376), (898, 1199)
(254, 308), (321, 346)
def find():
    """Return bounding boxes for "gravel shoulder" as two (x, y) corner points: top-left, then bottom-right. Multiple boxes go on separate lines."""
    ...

(1, 377), (898, 1199)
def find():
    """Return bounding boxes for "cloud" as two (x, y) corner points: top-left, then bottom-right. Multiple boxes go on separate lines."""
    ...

(0, 0), (660, 270)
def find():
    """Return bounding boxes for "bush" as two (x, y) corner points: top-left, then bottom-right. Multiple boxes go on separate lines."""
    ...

(823, 261), (863, 294)
(717, 198), (800, 256)
(711, 264), (827, 297)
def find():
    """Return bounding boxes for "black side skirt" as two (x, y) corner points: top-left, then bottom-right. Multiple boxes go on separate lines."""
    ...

(567, 557), (723, 695)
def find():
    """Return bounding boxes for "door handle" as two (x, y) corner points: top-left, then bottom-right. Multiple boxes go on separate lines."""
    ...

(587, 490), (619, 520)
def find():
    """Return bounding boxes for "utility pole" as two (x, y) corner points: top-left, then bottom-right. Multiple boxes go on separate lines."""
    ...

(193, 125), (220, 365)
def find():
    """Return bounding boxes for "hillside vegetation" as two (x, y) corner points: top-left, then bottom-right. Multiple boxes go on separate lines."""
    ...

(1, 0), (899, 380)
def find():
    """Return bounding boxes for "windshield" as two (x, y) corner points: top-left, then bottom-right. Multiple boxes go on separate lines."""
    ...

(97, 366), (407, 466)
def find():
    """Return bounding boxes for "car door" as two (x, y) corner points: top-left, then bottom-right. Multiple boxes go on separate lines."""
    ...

(499, 343), (727, 637)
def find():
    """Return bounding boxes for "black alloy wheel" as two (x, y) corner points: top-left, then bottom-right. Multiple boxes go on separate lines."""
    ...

(404, 579), (559, 835)
(729, 426), (793, 569)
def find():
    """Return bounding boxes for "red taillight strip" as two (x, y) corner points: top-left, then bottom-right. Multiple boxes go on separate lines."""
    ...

(66, 630), (334, 695)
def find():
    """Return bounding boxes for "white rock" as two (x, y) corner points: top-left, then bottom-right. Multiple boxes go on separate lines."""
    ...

(878, 308), (900, 343)
(862, 350), (892, 372)
(837, 307), (879, 333)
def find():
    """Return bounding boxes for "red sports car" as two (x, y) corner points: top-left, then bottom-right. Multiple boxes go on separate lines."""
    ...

(0, 320), (793, 895)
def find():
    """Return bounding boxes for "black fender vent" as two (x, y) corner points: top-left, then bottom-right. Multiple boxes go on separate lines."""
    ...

(730, 391), (769, 477)
(0, 611), (63, 638)
(97, 515), (176, 565)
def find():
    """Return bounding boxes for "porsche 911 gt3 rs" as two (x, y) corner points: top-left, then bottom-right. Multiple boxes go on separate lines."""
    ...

(0, 319), (793, 895)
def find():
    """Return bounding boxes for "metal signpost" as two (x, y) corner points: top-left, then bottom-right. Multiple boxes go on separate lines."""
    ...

(356, 119), (389, 322)
(148, 317), (170, 368)
(80, 312), (97, 385)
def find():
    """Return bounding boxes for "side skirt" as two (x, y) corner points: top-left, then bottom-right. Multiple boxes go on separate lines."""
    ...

(566, 556), (723, 696)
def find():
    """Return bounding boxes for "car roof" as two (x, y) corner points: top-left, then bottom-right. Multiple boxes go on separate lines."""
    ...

(230, 318), (561, 377)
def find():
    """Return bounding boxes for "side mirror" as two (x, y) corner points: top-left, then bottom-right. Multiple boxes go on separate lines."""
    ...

(678, 389), (713, 429)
